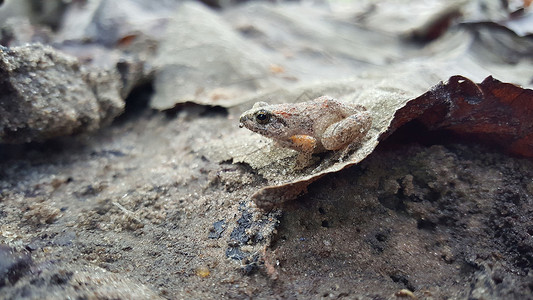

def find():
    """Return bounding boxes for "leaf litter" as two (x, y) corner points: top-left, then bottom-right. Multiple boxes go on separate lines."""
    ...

(193, 2), (533, 208)
(2, 1), (533, 298)
(201, 71), (533, 209)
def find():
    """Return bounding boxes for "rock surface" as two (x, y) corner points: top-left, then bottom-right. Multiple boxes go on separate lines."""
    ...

(0, 44), (124, 143)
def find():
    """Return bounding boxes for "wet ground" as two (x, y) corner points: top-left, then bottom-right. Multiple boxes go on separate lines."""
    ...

(1, 101), (533, 299)
(1, 1), (533, 299)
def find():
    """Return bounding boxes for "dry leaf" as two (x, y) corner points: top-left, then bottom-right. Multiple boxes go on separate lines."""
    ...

(204, 75), (533, 209)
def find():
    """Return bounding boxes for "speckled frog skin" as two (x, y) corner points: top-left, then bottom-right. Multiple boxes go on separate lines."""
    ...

(239, 96), (372, 156)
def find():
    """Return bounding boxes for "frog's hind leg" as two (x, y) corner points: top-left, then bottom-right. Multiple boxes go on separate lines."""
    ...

(321, 113), (371, 151)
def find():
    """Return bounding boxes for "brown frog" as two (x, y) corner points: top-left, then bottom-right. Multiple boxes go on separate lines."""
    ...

(239, 96), (372, 167)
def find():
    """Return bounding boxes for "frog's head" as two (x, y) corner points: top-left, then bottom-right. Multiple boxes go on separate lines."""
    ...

(239, 102), (288, 138)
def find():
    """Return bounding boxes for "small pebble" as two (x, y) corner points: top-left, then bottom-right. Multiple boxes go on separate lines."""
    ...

(196, 266), (210, 278)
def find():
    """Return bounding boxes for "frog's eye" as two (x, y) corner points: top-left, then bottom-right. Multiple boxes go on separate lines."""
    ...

(254, 110), (271, 124)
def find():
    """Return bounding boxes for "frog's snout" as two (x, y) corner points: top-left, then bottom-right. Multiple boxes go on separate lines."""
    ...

(239, 115), (246, 128)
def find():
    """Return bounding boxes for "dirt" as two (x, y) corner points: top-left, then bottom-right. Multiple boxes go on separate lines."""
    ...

(270, 142), (533, 299)
(0, 104), (274, 299)
(1, 97), (532, 299)
(1, 1), (533, 299)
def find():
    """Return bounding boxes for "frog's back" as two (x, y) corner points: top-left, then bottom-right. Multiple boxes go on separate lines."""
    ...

(312, 96), (362, 116)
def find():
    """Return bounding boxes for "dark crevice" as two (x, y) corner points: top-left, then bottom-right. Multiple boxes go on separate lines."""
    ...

(113, 81), (154, 124)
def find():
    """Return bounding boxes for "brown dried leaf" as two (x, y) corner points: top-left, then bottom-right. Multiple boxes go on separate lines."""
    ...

(201, 70), (437, 208)
(384, 75), (533, 157)
(204, 74), (533, 209)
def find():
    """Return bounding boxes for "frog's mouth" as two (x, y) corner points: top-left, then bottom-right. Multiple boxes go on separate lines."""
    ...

(238, 115), (248, 128)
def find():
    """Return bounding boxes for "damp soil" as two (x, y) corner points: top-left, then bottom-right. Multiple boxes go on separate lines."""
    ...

(1, 102), (532, 299)
(270, 142), (533, 299)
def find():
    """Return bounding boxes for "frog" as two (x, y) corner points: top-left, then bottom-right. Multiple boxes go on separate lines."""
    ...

(239, 96), (372, 168)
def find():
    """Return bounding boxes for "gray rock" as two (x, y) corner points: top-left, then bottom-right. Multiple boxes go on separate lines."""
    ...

(0, 44), (124, 143)
(54, 43), (152, 99)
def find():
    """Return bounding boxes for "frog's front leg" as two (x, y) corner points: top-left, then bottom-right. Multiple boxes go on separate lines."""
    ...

(286, 135), (317, 169)
(321, 112), (372, 151)
(289, 135), (317, 153)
